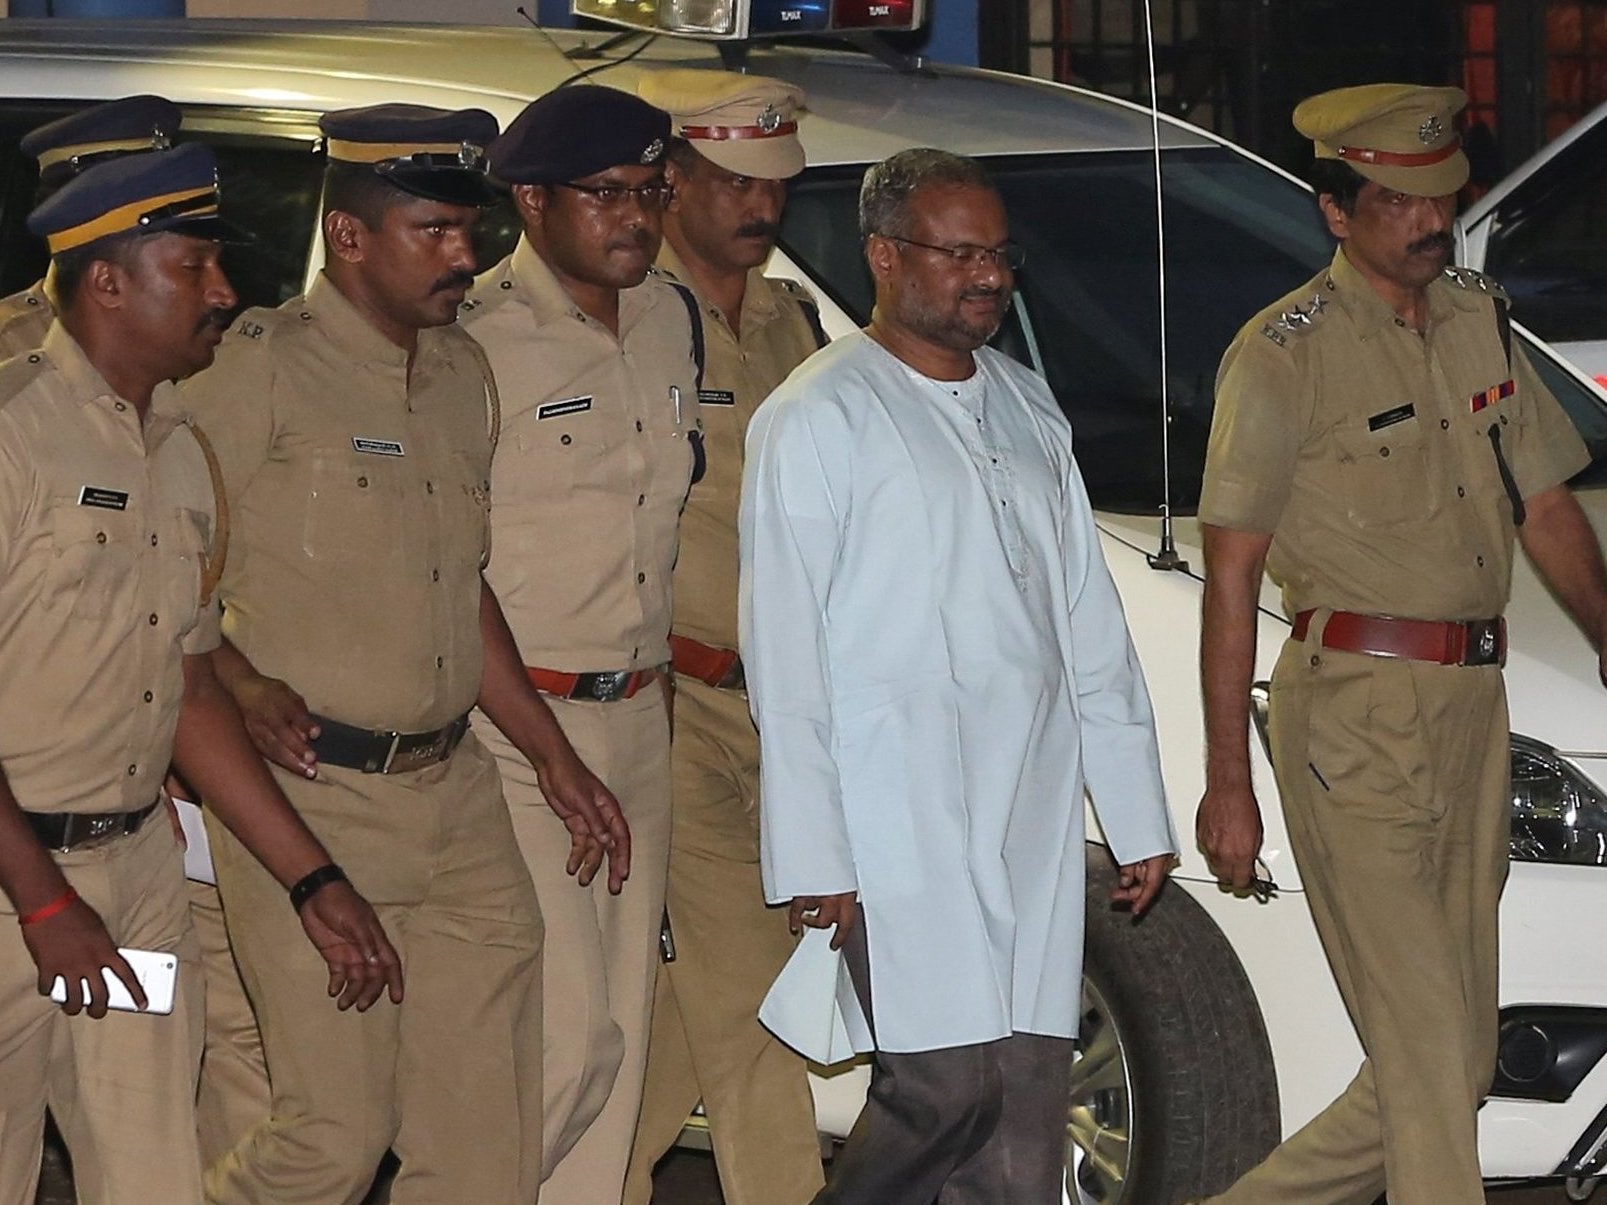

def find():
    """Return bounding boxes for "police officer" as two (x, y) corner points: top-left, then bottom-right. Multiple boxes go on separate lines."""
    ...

(179, 104), (624, 1204)
(0, 142), (400, 1205)
(461, 85), (700, 1203)
(0, 95), (181, 361)
(623, 70), (826, 1205)
(1195, 84), (1607, 1204)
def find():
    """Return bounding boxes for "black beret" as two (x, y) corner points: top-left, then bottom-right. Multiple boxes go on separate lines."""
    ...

(320, 104), (501, 207)
(21, 95), (182, 189)
(28, 142), (250, 255)
(490, 86), (670, 185)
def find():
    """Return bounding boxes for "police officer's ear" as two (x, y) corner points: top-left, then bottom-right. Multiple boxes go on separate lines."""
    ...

(662, 159), (688, 215)
(80, 251), (137, 313)
(510, 183), (549, 232)
(323, 207), (369, 265)
(1317, 193), (1356, 242)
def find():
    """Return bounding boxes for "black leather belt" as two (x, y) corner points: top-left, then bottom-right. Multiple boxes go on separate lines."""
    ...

(308, 713), (470, 774)
(25, 799), (161, 854)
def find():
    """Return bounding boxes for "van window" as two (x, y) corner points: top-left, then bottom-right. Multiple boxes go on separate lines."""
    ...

(783, 147), (1607, 510)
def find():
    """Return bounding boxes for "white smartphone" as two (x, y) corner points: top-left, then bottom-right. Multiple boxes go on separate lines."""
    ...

(49, 947), (178, 1015)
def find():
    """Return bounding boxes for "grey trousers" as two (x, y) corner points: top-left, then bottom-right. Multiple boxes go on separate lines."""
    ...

(815, 911), (1076, 1205)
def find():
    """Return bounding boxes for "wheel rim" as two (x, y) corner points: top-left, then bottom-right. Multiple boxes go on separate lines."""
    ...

(1065, 975), (1134, 1204)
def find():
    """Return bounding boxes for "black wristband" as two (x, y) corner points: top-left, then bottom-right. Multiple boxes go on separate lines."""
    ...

(289, 863), (348, 912)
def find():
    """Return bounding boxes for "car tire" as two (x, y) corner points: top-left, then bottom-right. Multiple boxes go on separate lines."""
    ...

(1069, 849), (1280, 1204)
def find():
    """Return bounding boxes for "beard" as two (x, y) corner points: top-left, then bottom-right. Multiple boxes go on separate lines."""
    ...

(900, 283), (1011, 352)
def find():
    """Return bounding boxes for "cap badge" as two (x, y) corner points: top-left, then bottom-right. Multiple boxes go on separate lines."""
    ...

(458, 141), (484, 167)
(1418, 115), (1444, 145)
(640, 137), (665, 164)
(756, 103), (783, 135)
(152, 130), (172, 151)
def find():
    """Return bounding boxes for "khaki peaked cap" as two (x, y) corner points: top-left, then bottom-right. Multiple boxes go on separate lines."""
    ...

(1294, 83), (1469, 197)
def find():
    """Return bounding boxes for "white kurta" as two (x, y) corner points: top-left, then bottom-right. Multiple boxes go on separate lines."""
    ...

(739, 331), (1177, 1054)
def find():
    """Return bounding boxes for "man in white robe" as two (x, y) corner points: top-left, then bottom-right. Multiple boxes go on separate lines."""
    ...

(739, 148), (1179, 1203)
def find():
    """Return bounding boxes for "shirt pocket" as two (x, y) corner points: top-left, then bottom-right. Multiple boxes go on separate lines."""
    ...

(44, 504), (138, 621)
(1332, 416), (1440, 529)
(300, 445), (404, 563)
(509, 409), (612, 504)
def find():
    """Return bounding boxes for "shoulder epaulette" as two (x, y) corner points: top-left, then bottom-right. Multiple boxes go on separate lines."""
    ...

(1442, 265), (1509, 302)
(1258, 288), (1332, 347)
(461, 262), (518, 318)
(227, 303), (299, 347)
(0, 348), (52, 405)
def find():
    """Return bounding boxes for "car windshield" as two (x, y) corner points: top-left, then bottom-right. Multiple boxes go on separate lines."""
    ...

(780, 147), (1607, 511)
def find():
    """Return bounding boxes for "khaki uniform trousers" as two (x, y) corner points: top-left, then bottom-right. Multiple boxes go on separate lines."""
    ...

(624, 679), (822, 1205)
(1210, 637), (1509, 1205)
(187, 880), (268, 1172)
(480, 687), (672, 1205)
(0, 816), (204, 1205)
(206, 735), (544, 1205)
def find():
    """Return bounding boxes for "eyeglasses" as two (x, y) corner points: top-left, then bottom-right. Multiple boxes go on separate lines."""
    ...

(554, 181), (672, 209)
(1248, 858), (1279, 904)
(881, 235), (1025, 271)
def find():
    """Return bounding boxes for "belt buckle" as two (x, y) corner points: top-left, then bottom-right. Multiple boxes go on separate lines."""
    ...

(61, 813), (124, 853)
(383, 730), (444, 775)
(1466, 620), (1502, 667)
(589, 670), (633, 703)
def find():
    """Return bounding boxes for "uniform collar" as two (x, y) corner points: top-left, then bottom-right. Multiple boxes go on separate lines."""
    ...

(304, 273), (412, 368)
(510, 234), (665, 334)
(1328, 244), (1461, 338)
(40, 321), (185, 447)
(654, 242), (780, 332)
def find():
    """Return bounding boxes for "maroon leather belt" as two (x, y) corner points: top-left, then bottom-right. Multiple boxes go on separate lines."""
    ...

(1292, 609), (1506, 667)
(526, 665), (659, 703)
(668, 633), (744, 690)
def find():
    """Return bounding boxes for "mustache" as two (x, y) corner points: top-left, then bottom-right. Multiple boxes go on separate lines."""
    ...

(735, 220), (779, 240)
(609, 228), (656, 254)
(196, 308), (232, 334)
(430, 269), (476, 295)
(1409, 231), (1454, 256)
(960, 285), (1007, 302)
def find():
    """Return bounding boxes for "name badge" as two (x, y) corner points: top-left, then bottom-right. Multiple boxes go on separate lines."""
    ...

(698, 389), (736, 407)
(538, 396), (592, 420)
(78, 486), (129, 511)
(1367, 403), (1415, 432)
(352, 437), (405, 457)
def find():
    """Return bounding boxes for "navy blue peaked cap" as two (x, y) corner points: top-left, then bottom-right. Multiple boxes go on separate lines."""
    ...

(28, 142), (250, 255)
(490, 86), (670, 185)
(320, 104), (501, 206)
(21, 95), (182, 188)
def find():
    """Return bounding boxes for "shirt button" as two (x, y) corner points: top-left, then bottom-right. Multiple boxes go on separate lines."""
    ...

(1500, 414), (1510, 425)
(436, 656), (445, 668)
(150, 534), (158, 547)
(1310, 655), (1320, 667)
(143, 691), (153, 703)
(96, 531), (107, 545)
(636, 420), (644, 433)
(1440, 419), (1450, 430)
(426, 481), (435, 494)
(1457, 486), (1466, 498)
(637, 572), (646, 584)
(300, 311), (312, 321)
(561, 434), (573, 446)
(1380, 446), (1390, 458)
(114, 401), (127, 412)
(126, 764), (137, 776)
(500, 280), (513, 290)
(431, 569), (440, 582)
(638, 494), (645, 506)
(1477, 556), (1485, 567)
(148, 613), (159, 626)
(357, 476), (369, 488)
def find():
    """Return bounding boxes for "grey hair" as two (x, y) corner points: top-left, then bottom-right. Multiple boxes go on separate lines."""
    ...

(858, 148), (995, 241)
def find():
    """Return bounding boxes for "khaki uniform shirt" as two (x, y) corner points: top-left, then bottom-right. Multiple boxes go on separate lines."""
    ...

(0, 279), (55, 363)
(660, 246), (824, 653)
(178, 275), (494, 732)
(461, 238), (699, 671)
(1201, 247), (1590, 621)
(0, 323), (220, 814)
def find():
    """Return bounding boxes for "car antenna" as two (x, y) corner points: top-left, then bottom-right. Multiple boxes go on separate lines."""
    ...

(1140, 0), (1189, 574)
(515, 5), (639, 61)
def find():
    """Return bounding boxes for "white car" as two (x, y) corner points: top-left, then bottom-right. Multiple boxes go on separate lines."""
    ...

(1461, 96), (1607, 389)
(4, 19), (1607, 1202)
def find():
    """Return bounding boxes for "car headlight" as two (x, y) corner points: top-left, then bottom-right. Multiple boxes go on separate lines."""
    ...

(1510, 734), (1607, 866)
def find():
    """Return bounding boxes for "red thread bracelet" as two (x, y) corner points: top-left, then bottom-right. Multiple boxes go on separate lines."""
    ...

(18, 887), (79, 927)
